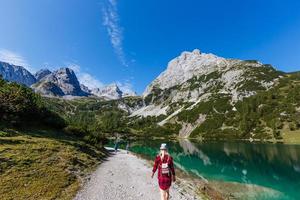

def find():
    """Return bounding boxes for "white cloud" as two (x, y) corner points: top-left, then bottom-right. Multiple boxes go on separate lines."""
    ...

(0, 49), (35, 72)
(65, 63), (104, 89)
(117, 80), (136, 95)
(102, 0), (128, 67)
(79, 73), (104, 89)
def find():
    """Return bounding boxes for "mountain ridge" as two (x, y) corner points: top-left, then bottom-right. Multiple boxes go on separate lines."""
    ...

(1, 49), (300, 141)
(31, 49), (300, 141)
(136, 49), (281, 117)
(0, 61), (36, 86)
(0, 60), (136, 99)
(32, 67), (89, 96)
(129, 49), (291, 139)
(34, 69), (52, 81)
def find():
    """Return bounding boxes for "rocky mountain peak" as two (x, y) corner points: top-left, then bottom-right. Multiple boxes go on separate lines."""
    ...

(54, 67), (76, 79)
(32, 67), (88, 96)
(192, 49), (201, 55)
(143, 50), (228, 96)
(136, 49), (281, 122)
(0, 61), (36, 86)
(180, 49), (201, 58)
(80, 84), (91, 94)
(106, 83), (119, 90)
(91, 83), (123, 100)
(34, 69), (52, 81)
(0, 61), (136, 99)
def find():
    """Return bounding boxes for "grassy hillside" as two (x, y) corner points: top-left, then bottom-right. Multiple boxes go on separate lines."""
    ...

(43, 96), (142, 135)
(42, 72), (300, 142)
(0, 77), (109, 199)
(44, 97), (176, 138)
(116, 71), (300, 142)
(175, 72), (300, 141)
(36, 70), (300, 142)
(43, 96), (181, 138)
(0, 129), (107, 200)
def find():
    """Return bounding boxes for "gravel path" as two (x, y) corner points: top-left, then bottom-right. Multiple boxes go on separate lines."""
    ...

(74, 148), (199, 200)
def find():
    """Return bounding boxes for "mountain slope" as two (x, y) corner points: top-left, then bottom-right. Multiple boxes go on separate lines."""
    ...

(143, 49), (281, 106)
(131, 49), (297, 139)
(32, 68), (89, 97)
(0, 60), (136, 100)
(43, 96), (143, 133)
(91, 84), (137, 100)
(0, 75), (109, 200)
(0, 61), (36, 86)
(0, 130), (107, 200)
(0, 76), (65, 128)
(91, 83), (123, 100)
(182, 72), (300, 141)
(34, 69), (52, 81)
(37, 49), (300, 141)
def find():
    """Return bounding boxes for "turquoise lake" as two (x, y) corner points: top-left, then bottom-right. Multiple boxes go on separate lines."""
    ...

(111, 139), (300, 200)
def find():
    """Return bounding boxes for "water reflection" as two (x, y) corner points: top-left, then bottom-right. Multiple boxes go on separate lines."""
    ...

(128, 139), (300, 200)
(178, 139), (211, 165)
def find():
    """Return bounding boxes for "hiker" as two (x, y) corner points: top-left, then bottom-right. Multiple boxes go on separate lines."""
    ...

(114, 137), (119, 153)
(126, 141), (130, 154)
(151, 143), (176, 200)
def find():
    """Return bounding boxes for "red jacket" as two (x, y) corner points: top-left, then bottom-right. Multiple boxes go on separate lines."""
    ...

(152, 154), (175, 190)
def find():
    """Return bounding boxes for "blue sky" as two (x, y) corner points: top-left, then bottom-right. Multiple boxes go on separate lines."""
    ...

(1, 0), (300, 94)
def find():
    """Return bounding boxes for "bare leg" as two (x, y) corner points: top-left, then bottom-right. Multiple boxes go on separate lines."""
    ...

(166, 189), (170, 200)
(160, 189), (165, 200)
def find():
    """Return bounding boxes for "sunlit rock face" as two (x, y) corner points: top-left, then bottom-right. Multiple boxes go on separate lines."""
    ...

(132, 49), (282, 137)
(142, 49), (279, 110)
(144, 49), (277, 103)
(0, 61), (36, 86)
(34, 69), (52, 82)
(91, 83), (123, 100)
(90, 83), (137, 100)
(32, 67), (89, 97)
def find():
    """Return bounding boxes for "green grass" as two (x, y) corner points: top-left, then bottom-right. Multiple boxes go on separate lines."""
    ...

(281, 129), (300, 144)
(0, 129), (107, 200)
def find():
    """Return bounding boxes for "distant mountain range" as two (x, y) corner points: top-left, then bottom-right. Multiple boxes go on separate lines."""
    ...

(0, 61), (136, 99)
(31, 68), (88, 97)
(1, 49), (300, 141)
(0, 61), (36, 86)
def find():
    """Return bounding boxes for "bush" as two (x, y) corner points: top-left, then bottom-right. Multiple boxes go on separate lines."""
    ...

(0, 131), (12, 137)
(0, 77), (66, 129)
(84, 132), (108, 146)
(40, 109), (66, 129)
(64, 126), (88, 137)
(289, 122), (297, 131)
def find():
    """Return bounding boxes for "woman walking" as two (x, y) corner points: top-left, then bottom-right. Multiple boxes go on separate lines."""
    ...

(152, 143), (176, 200)
(114, 136), (119, 153)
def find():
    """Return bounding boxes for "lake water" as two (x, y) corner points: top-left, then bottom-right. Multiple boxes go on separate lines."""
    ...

(111, 139), (300, 200)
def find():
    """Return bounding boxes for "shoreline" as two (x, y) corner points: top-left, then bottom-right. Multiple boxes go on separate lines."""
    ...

(74, 147), (287, 200)
(129, 149), (286, 200)
(74, 147), (200, 200)
(131, 151), (224, 200)
(108, 135), (300, 145)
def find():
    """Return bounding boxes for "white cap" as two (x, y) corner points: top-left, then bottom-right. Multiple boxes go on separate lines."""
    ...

(160, 143), (167, 150)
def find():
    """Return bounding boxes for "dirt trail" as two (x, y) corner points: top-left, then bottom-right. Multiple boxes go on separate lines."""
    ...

(74, 148), (199, 200)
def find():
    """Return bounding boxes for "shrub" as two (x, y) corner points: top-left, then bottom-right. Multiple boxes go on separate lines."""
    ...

(84, 132), (108, 146)
(0, 77), (66, 129)
(64, 126), (88, 137)
(289, 122), (297, 131)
